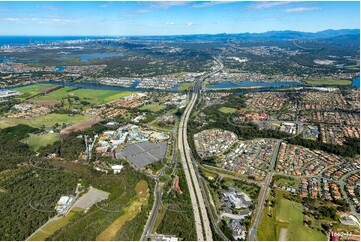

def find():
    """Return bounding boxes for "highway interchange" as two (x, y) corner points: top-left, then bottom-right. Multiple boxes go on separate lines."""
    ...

(140, 56), (275, 241)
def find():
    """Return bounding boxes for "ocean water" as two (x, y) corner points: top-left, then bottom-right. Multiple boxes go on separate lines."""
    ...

(0, 36), (107, 46)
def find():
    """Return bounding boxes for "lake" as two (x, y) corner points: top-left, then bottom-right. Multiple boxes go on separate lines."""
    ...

(352, 76), (360, 87)
(7, 80), (178, 93)
(207, 80), (302, 89)
(56, 66), (65, 72)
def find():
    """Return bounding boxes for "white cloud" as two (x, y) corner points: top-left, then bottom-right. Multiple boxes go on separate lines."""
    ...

(0, 17), (92, 24)
(187, 22), (195, 26)
(192, 1), (233, 9)
(38, 5), (60, 11)
(135, 9), (151, 13)
(247, 1), (291, 10)
(166, 22), (175, 25)
(100, 2), (113, 9)
(151, 1), (188, 9)
(285, 7), (319, 13)
(1, 17), (19, 22)
(129, 1), (187, 16)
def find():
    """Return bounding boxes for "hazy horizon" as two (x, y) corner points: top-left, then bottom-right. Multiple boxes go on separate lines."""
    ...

(0, 1), (359, 36)
(0, 28), (359, 38)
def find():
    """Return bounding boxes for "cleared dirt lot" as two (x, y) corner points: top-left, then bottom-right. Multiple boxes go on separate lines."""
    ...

(60, 117), (101, 137)
(29, 99), (61, 107)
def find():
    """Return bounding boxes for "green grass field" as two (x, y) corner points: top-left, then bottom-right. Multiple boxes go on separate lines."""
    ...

(275, 177), (300, 188)
(150, 122), (174, 132)
(276, 196), (303, 223)
(30, 113), (90, 128)
(258, 206), (280, 241)
(27, 133), (61, 151)
(13, 84), (58, 99)
(0, 117), (30, 128)
(96, 180), (149, 240)
(258, 191), (327, 241)
(139, 104), (166, 112)
(178, 82), (194, 91)
(0, 113), (90, 129)
(28, 208), (84, 241)
(304, 79), (352, 86)
(33, 86), (134, 104)
(32, 86), (74, 100)
(219, 107), (237, 114)
(202, 171), (217, 179)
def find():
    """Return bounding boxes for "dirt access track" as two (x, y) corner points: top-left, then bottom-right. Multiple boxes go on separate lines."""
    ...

(60, 117), (102, 137)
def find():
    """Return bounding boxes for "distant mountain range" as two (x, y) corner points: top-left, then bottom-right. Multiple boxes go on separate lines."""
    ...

(0, 29), (359, 44)
(130, 29), (360, 41)
(235, 29), (360, 39)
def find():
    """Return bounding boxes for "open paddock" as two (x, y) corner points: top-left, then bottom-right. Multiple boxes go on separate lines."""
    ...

(33, 86), (134, 104)
(12, 84), (59, 99)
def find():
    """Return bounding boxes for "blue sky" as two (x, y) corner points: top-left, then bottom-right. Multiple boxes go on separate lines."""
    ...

(0, 1), (359, 36)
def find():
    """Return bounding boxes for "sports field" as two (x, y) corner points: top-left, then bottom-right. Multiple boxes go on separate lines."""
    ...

(304, 79), (351, 86)
(258, 191), (327, 241)
(33, 86), (134, 104)
(219, 107), (237, 113)
(13, 84), (58, 99)
(27, 133), (61, 151)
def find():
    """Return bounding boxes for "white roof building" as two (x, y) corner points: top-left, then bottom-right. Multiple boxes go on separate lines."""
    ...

(58, 196), (71, 205)
(111, 165), (124, 174)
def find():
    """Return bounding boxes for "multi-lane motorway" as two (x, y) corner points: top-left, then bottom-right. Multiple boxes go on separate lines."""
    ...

(142, 56), (224, 241)
(176, 57), (224, 241)
(178, 80), (213, 241)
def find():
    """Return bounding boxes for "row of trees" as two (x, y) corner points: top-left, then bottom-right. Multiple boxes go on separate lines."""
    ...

(287, 136), (360, 158)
